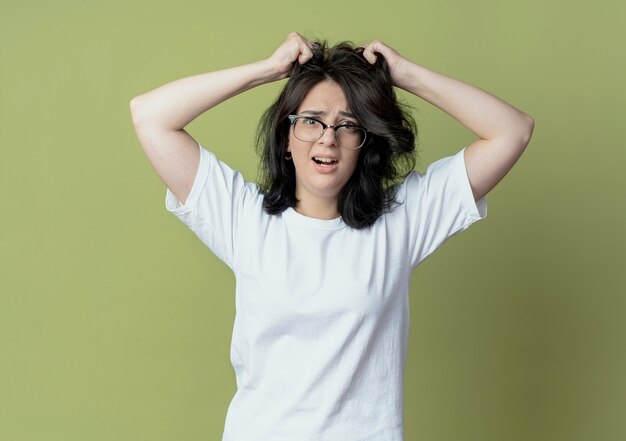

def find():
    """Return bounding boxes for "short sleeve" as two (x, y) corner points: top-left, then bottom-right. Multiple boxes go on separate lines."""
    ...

(401, 147), (488, 268)
(165, 144), (250, 269)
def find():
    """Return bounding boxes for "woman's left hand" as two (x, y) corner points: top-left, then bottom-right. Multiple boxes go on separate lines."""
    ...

(365, 40), (535, 205)
(362, 40), (411, 89)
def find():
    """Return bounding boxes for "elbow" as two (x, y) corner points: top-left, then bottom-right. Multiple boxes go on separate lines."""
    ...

(130, 98), (162, 141)
(525, 114), (535, 144)
(129, 96), (149, 128)
(130, 95), (170, 131)
(518, 114), (535, 147)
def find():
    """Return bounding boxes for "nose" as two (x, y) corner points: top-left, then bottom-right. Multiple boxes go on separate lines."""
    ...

(318, 126), (339, 147)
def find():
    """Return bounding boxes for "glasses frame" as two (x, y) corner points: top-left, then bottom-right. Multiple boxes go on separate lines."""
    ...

(287, 114), (368, 150)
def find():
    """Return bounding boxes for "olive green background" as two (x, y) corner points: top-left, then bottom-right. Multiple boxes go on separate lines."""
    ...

(1, 0), (624, 440)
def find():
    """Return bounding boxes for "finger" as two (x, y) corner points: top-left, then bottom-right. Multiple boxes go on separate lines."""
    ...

(363, 40), (387, 64)
(363, 51), (377, 64)
(296, 36), (314, 64)
(298, 46), (313, 64)
(363, 46), (378, 64)
(285, 32), (313, 64)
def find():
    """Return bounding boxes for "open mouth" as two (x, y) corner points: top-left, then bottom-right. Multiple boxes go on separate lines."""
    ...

(312, 157), (338, 166)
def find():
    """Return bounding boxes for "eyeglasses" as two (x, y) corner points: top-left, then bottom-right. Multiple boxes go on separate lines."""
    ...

(287, 115), (367, 150)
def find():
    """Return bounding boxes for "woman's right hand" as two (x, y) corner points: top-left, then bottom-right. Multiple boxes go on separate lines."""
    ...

(265, 32), (315, 80)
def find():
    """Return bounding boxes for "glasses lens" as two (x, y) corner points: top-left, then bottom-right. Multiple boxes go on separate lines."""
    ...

(293, 118), (324, 142)
(336, 126), (366, 149)
(292, 117), (367, 149)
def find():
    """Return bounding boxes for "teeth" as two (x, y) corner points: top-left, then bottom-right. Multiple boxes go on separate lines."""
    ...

(314, 157), (337, 163)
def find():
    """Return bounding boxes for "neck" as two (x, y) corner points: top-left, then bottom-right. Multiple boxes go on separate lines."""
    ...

(294, 196), (340, 220)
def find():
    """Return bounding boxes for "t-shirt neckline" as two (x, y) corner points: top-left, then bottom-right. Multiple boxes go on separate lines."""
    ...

(283, 207), (346, 230)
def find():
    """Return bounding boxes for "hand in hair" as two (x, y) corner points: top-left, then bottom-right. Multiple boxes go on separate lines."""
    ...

(266, 32), (316, 80)
(362, 40), (410, 90)
(365, 40), (534, 203)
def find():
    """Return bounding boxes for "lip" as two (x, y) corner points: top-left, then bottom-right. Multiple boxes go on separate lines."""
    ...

(311, 156), (339, 173)
(311, 154), (339, 161)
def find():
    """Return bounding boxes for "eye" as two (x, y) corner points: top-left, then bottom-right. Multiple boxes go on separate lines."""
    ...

(338, 123), (361, 133)
(302, 118), (318, 125)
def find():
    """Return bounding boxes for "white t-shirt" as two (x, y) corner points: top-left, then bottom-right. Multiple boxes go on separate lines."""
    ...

(165, 143), (487, 441)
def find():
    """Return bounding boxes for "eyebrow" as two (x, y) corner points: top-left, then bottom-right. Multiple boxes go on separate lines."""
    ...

(300, 110), (357, 119)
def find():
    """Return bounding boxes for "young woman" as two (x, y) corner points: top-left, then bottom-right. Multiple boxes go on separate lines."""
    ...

(130, 32), (534, 441)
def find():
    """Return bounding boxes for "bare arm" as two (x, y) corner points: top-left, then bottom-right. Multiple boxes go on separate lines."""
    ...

(129, 33), (314, 204)
(363, 41), (535, 202)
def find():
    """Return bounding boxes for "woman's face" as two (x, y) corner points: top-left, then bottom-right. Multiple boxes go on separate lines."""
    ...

(287, 80), (361, 210)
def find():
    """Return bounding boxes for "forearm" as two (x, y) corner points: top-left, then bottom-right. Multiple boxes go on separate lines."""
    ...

(130, 59), (282, 131)
(395, 61), (534, 142)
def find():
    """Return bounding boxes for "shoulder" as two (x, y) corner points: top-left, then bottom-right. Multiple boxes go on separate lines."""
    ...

(167, 144), (264, 216)
(392, 149), (468, 200)
(384, 148), (486, 225)
(201, 146), (262, 195)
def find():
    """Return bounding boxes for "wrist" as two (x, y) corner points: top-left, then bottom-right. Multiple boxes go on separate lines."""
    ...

(234, 59), (285, 91)
(256, 57), (290, 83)
(392, 58), (420, 92)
